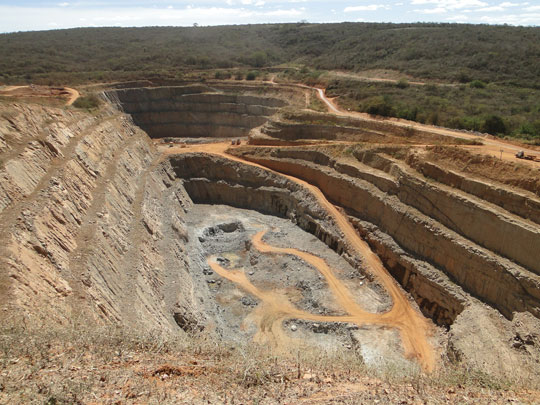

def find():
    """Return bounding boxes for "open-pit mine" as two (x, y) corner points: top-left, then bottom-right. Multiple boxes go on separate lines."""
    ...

(1, 81), (539, 382)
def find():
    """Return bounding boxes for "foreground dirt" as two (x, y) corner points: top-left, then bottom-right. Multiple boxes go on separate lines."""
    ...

(1, 326), (538, 405)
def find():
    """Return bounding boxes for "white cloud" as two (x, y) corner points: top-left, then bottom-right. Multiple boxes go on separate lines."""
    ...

(476, 5), (504, 11)
(446, 13), (469, 19)
(525, 5), (540, 11)
(344, 5), (391, 11)
(410, 0), (488, 9)
(479, 12), (540, 23)
(263, 8), (303, 16)
(57, 2), (69, 6)
(0, 5), (307, 32)
(414, 6), (448, 13)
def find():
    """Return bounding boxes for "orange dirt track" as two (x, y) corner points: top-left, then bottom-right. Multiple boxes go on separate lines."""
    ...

(167, 142), (435, 372)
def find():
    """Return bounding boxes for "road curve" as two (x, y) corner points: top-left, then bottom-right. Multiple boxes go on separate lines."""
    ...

(314, 87), (540, 160)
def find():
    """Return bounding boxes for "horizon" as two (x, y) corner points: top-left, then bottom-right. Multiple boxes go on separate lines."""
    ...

(0, 1), (538, 34)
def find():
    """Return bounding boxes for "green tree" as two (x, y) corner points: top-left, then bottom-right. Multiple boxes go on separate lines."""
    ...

(482, 115), (507, 135)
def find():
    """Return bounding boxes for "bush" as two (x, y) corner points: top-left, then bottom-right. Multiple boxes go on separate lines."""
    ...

(214, 71), (232, 80)
(482, 115), (507, 135)
(469, 80), (486, 89)
(72, 94), (101, 110)
(246, 71), (257, 81)
(396, 78), (409, 89)
(517, 120), (540, 138)
(365, 96), (394, 117)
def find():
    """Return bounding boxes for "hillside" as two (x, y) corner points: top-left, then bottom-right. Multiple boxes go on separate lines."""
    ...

(0, 23), (539, 88)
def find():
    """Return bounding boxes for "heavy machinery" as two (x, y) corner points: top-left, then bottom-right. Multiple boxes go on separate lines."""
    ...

(515, 150), (540, 162)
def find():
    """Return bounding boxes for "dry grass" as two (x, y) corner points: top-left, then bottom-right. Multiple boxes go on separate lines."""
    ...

(1, 319), (538, 404)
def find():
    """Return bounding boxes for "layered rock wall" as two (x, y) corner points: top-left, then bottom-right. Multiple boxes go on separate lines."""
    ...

(0, 102), (199, 333)
(231, 149), (540, 321)
(105, 85), (286, 139)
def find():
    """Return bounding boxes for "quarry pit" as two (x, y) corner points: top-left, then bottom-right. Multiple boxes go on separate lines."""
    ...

(1, 82), (539, 381)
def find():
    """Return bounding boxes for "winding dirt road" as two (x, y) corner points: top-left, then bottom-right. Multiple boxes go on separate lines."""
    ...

(0, 85), (79, 106)
(167, 142), (435, 372)
(314, 88), (540, 162)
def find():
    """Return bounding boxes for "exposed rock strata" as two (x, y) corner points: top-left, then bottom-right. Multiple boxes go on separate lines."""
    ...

(0, 103), (200, 333)
(105, 85), (286, 139)
(230, 148), (540, 321)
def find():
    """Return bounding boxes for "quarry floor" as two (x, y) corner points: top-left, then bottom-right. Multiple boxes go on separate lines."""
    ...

(185, 204), (423, 371)
(165, 141), (437, 372)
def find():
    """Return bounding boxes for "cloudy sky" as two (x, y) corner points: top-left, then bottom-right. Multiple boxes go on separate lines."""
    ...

(0, 0), (538, 32)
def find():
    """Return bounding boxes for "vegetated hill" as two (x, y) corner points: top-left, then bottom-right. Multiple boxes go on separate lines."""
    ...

(0, 23), (539, 88)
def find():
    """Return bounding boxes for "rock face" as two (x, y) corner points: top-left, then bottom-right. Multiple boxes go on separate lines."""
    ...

(230, 148), (540, 324)
(250, 111), (470, 146)
(105, 85), (286, 139)
(0, 102), (201, 333)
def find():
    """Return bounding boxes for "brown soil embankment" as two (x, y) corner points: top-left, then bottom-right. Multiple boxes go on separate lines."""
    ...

(0, 101), (200, 333)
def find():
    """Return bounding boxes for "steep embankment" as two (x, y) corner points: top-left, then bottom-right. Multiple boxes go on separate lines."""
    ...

(250, 110), (479, 146)
(105, 84), (287, 139)
(0, 102), (202, 333)
(230, 147), (540, 320)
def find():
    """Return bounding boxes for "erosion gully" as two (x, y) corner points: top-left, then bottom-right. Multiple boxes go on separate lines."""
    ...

(163, 142), (435, 372)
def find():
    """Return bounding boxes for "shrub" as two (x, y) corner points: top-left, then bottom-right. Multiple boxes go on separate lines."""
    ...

(251, 51), (267, 67)
(482, 115), (507, 135)
(396, 78), (409, 89)
(517, 120), (540, 138)
(365, 96), (394, 117)
(214, 71), (232, 80)
(469, 80), (486, 89)
(246, 71), (257, 81)
(72, 94), (101, 110)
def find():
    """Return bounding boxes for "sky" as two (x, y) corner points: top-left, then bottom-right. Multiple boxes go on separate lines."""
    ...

(0, 0), (538, 33)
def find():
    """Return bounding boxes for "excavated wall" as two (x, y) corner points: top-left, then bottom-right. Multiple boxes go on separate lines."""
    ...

(405, 154), (540, 225)
(169, 153), (469, 327)
(105, 85), (286, 139)
(230, 148), (540, 323)
(169, 154), (355, 263)
(251, 111), (470, 146)
(0, 102), (202, 333)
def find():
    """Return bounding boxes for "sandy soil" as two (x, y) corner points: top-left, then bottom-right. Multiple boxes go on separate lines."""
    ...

(0, 85), (79, 106)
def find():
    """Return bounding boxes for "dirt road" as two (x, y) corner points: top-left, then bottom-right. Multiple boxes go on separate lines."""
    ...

(314, 88), (540, 163)
(65, 87), (80, 105)
(166, 142), (435, 372)
(0, 85), (79, 106)
(328, 71), (455, 87)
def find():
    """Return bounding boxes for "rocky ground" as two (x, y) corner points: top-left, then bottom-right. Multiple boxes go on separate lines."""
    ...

(183, 205), (421, 371)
